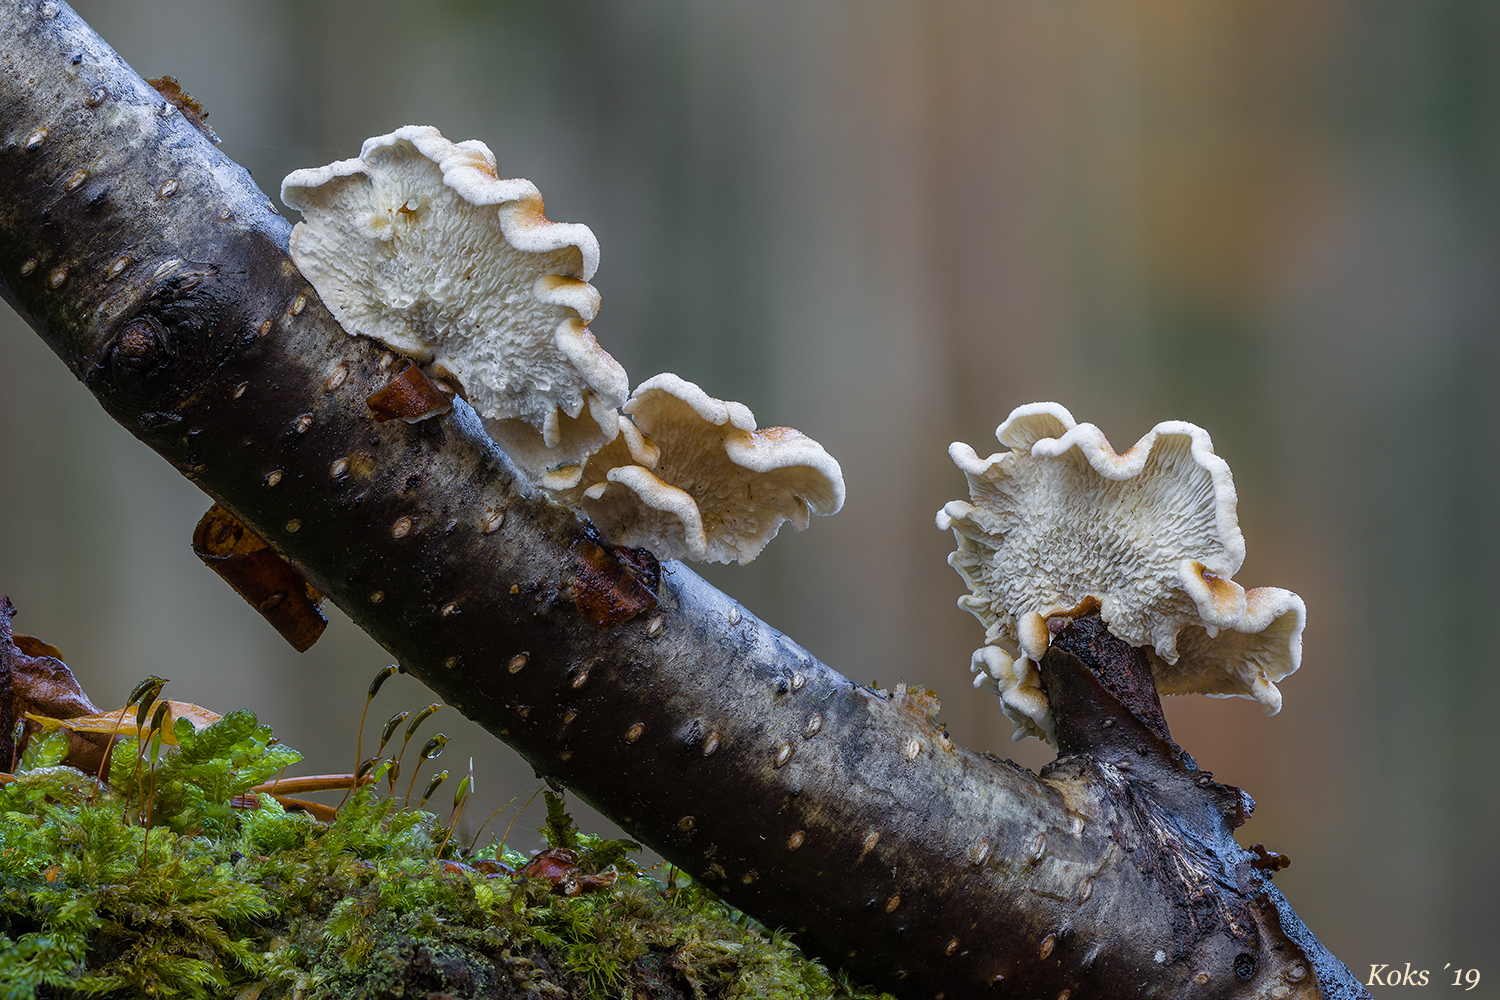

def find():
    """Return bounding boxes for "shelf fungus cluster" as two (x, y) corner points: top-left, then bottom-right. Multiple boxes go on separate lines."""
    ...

(282, 126), (843, 564)
(560, 374), (845, 564)
(938, 402), (1306, 742)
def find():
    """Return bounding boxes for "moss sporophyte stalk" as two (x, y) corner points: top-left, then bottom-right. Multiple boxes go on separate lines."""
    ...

(0, 703), (892, 999)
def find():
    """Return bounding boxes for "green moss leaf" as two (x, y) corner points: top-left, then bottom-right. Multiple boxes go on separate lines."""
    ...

(541, 790), (578, 850)
(18, 729), (68, 770)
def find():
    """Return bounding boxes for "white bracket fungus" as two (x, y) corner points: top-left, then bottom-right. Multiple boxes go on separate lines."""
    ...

(281, 125), (628, 484)
(938, 402), (1305, 742)
(282, 129), (843, 563)
(566, 374), (845, 564)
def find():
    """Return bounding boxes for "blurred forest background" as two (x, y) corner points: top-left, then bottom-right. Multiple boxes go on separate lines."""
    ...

(2, 0), (1496, 977)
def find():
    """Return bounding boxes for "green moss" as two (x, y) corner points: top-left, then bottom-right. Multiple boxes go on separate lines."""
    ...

(0, 710), (892, 1000)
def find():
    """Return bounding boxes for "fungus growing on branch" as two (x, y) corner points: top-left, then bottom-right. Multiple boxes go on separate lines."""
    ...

(282, 130), (844, 557)
(280, 125), (628, 484)
(567, 374), (845, 564)
(938, 402), (1305, 741)
(0, 6), (1375, 993)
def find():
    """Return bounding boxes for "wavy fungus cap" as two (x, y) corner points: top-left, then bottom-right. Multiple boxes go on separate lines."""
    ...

(281, 126), (628, 476)
(939, 402), (1305, 741)
(567, 374), (845, 564)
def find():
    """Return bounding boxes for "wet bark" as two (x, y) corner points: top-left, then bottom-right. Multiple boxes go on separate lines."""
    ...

(0, 597), (16, 770)
(0, 3), (1369, 997)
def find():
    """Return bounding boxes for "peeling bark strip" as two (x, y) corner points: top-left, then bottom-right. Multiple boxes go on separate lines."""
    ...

(570, 538), (659, 627)
(192, 504), (328, 652)
(0, 4), (1368, 997)
(365, 361), (454, 424)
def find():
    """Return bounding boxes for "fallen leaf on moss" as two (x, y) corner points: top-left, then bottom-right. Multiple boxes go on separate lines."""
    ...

(519, 847), (620, 896)
(29, 699), (222, 745)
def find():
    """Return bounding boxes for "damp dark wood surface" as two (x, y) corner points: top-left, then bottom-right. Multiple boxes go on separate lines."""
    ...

(0, 3), (1368, 997)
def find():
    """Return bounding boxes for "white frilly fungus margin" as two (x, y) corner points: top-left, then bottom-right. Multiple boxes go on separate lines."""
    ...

(281, 126), (844, 562)
(564, 374), (845, 564)
(281, 125), (628, 488)
(937, 402), (1306, 743)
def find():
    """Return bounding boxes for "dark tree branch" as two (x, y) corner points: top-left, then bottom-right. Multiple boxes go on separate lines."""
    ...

(0, 3), (1368, 997)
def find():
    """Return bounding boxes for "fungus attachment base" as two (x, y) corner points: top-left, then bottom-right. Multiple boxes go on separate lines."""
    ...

(1046, 615), (1171, 747)
(1035, 618), (1332, 999)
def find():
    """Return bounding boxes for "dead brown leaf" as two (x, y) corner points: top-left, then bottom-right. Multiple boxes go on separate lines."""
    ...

(518, 847), (620, 896)
(29, 699), (222, 745)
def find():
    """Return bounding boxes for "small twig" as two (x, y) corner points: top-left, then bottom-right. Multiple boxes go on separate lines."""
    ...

(270, 795), (339, 823)
(254, 772), (374, 796)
